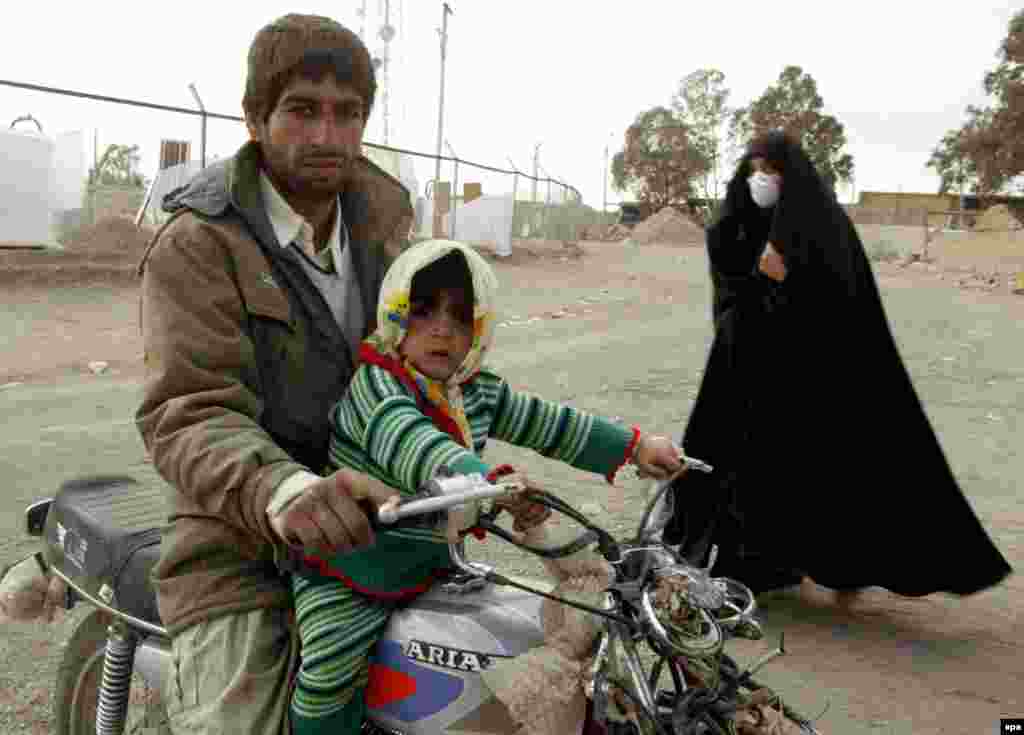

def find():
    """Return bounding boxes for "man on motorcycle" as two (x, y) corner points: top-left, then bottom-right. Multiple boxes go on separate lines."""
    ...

(136, 13), (414, 734)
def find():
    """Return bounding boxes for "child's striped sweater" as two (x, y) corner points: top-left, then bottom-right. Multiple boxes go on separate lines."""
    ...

(326, 363), (637, 544)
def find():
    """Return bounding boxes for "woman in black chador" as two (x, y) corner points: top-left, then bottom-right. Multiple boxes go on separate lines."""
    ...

(664, 130), (1012, 597)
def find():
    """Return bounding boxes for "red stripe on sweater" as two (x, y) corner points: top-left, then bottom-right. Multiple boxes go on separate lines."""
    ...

(606, 425), (641, 485)
(301, 553), (437, 602)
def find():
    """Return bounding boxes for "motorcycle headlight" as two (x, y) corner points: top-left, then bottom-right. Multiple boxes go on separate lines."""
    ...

(654, 564), (726, 610)
(643, 577), (724, 659)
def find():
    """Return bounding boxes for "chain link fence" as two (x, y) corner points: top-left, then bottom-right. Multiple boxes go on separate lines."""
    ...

(0, 78), (611, 253)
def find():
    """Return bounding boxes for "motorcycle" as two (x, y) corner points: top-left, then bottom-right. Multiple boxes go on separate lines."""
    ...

(23, 460), (823, 735)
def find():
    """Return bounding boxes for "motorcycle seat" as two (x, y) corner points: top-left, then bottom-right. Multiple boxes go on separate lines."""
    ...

(47, 475), (165, 627)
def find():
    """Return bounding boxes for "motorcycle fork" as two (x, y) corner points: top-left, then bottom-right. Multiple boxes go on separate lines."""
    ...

(95, 619), (138, 735)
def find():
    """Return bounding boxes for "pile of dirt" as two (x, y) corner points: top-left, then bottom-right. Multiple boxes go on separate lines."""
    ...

(629, 207), (704, 246)
(61, 216), (156, 257)
(975, 204), (1022, 232)
(0, 217), (154, 289)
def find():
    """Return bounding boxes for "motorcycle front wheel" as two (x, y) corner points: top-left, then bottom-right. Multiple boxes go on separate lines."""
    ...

(54, 609), (171, 735)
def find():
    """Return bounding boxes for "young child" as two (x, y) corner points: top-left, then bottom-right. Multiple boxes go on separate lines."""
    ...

(286, 239), (683, 734)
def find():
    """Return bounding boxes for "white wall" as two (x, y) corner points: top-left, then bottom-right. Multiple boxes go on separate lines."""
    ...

(417, 194), (514, 257)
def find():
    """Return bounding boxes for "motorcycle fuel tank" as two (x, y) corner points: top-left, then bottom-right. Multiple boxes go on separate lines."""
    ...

(366, 577), (549, 735)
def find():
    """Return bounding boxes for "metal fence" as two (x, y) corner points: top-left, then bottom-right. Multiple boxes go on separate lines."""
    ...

(1, 78), (612, 250)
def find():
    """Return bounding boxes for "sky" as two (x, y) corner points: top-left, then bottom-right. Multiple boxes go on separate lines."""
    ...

(0, 0), (1019, 209)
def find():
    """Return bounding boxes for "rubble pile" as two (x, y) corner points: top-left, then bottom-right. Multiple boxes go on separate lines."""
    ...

(629, 207), (704, 246)
(61, 216), (154, 257)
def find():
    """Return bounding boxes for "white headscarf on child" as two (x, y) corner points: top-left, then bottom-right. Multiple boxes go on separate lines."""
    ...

(360, 239), (500, 447)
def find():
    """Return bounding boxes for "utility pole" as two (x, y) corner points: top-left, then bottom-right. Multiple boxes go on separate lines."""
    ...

(431, 2), (454, 237)
(507, 155), (521, 204)
(357, 0), (368, 41)
(433, 2), (454, 190)
(531, 142), (542, 201)
(379, 0), (395, 145)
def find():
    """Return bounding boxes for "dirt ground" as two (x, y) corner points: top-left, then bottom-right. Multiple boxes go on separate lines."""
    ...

(858, 223), (1024, 289)
(1, 234), (1022, 734)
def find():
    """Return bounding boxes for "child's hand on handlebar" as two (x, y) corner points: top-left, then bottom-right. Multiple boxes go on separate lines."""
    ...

(492, 473), (552, 533)
(632, 434), (685, 480)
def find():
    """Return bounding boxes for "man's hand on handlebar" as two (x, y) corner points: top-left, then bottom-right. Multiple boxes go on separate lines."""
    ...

(271, 468), (400, 553)
(633, 434), (686, 480)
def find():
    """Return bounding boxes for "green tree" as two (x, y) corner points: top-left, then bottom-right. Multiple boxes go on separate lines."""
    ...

(89, 143), (147, 188)
(927, 107), (1006, 200)
(926, 10), (1024, 200)
(611, 106), (709, 215)
(983, 8), (1024, 182)
(672, 69), (732, 222)
(730, 65), (854, 190)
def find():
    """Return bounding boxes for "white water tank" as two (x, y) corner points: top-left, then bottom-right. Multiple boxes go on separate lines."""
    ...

(0, 128), (57, 244)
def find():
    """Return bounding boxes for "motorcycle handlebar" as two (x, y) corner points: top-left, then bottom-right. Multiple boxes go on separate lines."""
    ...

(380, 453), (713, 529)
(376, 473), (516, 526)
(371, 453), (715, 562)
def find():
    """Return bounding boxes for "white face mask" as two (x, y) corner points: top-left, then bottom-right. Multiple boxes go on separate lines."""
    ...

(748, 171), (781, 208)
